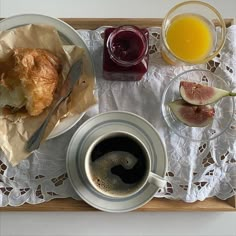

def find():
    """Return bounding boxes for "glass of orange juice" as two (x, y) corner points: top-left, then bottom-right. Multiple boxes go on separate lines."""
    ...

(161, 1), (226, 65)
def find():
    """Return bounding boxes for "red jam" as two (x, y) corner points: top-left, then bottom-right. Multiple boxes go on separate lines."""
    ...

(103, 26), (149, 81)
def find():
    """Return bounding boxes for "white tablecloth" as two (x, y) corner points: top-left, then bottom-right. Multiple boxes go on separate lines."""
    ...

(0, 26), (236, 206)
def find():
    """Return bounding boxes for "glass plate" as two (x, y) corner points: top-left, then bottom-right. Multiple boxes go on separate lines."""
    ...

(161, 69), (235, 142)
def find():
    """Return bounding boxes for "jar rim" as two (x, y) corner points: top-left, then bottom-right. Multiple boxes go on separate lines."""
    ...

(106, 25), (148, 67)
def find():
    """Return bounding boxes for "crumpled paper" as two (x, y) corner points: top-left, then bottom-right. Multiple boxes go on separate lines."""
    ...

(0, 24), (96, 166)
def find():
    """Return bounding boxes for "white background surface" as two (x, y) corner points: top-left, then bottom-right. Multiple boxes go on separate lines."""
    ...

(0, 0), (236, 235)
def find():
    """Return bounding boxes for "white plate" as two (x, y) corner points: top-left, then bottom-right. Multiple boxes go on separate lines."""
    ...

(0, 14), (96, 139)
(66, 111), (168, 213)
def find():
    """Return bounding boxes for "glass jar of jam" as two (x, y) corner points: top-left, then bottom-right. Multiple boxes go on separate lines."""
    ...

(103, 25), (149, 81)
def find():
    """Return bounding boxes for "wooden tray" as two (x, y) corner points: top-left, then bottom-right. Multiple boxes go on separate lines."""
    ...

(1, 18), (236, 212)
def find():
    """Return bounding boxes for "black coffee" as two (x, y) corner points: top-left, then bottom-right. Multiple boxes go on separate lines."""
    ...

(89, 135), (148, 197)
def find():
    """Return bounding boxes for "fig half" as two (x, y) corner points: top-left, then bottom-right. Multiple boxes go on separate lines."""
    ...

(168, 99), (215, 127)
(179, 81), (236, 105)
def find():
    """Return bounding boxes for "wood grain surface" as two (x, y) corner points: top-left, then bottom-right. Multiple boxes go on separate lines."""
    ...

(61, 18), (235, 29)
(1, 197), (236, 212)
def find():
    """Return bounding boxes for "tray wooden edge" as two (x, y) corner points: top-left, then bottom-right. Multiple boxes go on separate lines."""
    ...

(0, 17), (235, 212)
(60, 18), (235, 29)
(1, 197), (235, 212)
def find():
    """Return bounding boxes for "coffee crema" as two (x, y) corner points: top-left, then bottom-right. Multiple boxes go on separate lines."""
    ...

(88, 135), (148, 197)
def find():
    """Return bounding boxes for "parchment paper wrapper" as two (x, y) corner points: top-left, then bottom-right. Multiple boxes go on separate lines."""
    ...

(0, 24), (97, 166)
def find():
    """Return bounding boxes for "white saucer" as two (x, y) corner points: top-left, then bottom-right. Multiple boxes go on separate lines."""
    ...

(66, 111), (168, 212)
(0, 14), (96, 139)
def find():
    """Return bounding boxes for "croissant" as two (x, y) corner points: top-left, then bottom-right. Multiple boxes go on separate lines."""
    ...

(0, 48), (62, 116)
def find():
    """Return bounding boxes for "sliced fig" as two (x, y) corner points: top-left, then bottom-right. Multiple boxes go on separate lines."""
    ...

(179, 81), (236, 105)
(168, 99), (215, 127)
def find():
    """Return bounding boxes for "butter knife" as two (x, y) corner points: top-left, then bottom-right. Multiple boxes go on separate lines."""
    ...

(26, 59), (83, 152)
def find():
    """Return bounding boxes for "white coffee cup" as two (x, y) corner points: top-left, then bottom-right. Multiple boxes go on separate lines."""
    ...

(84, 131), (167, 198)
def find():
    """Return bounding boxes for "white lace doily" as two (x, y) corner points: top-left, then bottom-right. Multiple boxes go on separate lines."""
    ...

(0, 26), (236, 207)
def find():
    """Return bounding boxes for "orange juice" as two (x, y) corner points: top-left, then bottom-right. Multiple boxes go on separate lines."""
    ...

(166, 14), (213, 63)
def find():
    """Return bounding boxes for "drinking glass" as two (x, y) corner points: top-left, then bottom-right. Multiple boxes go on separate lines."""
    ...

(161, 1), (226, 65)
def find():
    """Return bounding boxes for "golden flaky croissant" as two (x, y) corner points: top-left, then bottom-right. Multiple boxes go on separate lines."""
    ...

(0, 48), (62, 116)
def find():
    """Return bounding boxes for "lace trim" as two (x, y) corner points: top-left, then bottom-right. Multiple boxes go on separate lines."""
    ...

(0, 27), (235, 206)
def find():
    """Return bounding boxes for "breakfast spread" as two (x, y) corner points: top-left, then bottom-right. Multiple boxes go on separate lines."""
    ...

(0, 48), (62, 116)
(0, 0), (235, 214)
